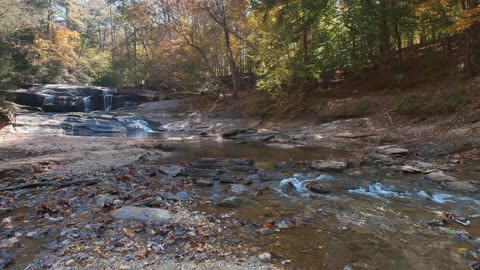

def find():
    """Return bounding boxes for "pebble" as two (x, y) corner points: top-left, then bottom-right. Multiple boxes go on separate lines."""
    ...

(65, 259), (75, 266)
(258, 252), (272, 262)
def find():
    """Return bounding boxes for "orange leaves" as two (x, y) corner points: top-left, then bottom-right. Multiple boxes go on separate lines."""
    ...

(450, 7), (480, 33)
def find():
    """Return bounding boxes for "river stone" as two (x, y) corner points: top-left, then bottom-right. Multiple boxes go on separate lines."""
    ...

(230, 184), (248, 194)
(258, 252), (272, 262)
(379, 148), (409, 155)
(275, 220), (290, 229)
(304, 182), (332, 194)
(158, 165), (184, 177)
(310, 161), (347, 172)
(196, 179), (214, 187)
(112, 206), (172, 224)
(218, 197), (242, 208)
(368, 154), (395, 165)
(95, 194), (115, 208)
(425, 172), (458, 183)
(158, 191), (185, 201)
(441, 181), (477, 193)
(0, 237), (19, 248)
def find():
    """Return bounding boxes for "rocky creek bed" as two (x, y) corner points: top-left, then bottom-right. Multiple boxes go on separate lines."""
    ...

(2, 86), (480, 269)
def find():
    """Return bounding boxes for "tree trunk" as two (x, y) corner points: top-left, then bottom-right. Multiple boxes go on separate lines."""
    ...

(109, 4), (115, 79)
(464, 0), (479, 77)
(223, 20), (239, 99)
(46, 0), (52, 40)
(303, 28), (309, 64)
(394, 23), (403, 64)
(378, 0), (391, 66)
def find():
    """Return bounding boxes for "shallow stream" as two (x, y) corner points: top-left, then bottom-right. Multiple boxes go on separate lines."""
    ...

(6, 109), (480, 270)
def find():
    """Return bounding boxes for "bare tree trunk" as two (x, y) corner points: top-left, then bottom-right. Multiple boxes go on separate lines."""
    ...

(394, 23), (403, 64)
(303, 28), (309, 64)
(378, 0), (391, 66)
(224, 27), (239, 99)
(464, 0), (479, 77)
(109, 4), (116, 78)
(46, 0), (52, 40)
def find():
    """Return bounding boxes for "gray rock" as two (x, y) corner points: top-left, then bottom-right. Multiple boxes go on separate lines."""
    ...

(0, 237), (19, 248)
(230, 184), (248, 194)
(112, 206), (172, 224)
(95, 194), (115, 208)
(275, 220), (290, 229)
(158, 165), (184, 177)
(441, 181), (477, 193)
(158, 191), (185, 201)
(196, 179), (214, 187)
(176, 191), (193, 200)
(416, 139), (479, 157)
(425, 172), (458, 183)
(369, 154), (395, 165)
(379, 148), (409, 155)
(218, 197), (242, 208)
(258, 252), (272, 262)
(310, 161), (347, 172)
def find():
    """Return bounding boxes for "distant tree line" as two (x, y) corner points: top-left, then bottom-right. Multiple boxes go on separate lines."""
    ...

(0, 0), (478, 102)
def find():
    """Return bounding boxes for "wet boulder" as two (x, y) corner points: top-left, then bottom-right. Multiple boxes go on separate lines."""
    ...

(304, 181), (332, 194)
(158, 165), (184, 177)
(230, 184), (248, 194)
(218, 197), (242, 208)
(425, 172), (458, 183)
(95, 194), (116, 208)
(441, 181), (477, 193)
(367, 154), (396, 165)
(112, 206), (172, 224)
(310, 161), (347, 172)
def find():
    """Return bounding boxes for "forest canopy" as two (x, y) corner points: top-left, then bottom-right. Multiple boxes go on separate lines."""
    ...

(0, 0), (479, 103)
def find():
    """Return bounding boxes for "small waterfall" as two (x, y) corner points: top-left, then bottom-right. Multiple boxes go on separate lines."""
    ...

(84, 96), (92, 112)
(43, 96), (55, 105)
(103, 92), (113, 112)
